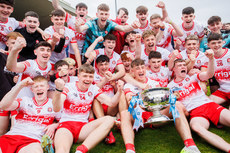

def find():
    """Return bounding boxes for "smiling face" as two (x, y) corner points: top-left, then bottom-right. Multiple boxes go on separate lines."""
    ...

(24, 16), (40, 33)
(207, 39), (224, 55)
(132, 64), (146, 82)
(125, 33), (136, 47)
(143, 35), (156, 52)
(103, 39), (116, 54)
(34, 46), (52, 64)
(96, 10), (110, 28)
(208, 21), (222, 33)
(150, 17), (162, 32)
(31, 80), (49, 102)
(136, 12), (148, 26)
(120, 14), (128, 25)
(184, 40), (199, 54)
(149, 58), (162, 72)
(0, 3), (13, 21)
(173, 61), (187, 79)
(76, 7), (88, 18)
(182, 13), (195, 27)
(78, 71), (94, 89)
(51, 15), (65, 29)
(97, 61), (109, 75)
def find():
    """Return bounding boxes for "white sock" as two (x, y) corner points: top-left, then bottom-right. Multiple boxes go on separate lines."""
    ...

(126, 150), (135, 153)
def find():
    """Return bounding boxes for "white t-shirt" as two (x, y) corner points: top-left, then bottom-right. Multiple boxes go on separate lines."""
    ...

(94, 48), (123, 73)
(124, 77), (160, 95)
(176, 21), (204, 50)
(0, 17), (20, 49)
(214, 48), (230, 93)
(6, 97), (59, 141)
(146, 66), (171, 87)
(156, 23), (175, 52)
(44, 26), (76, 64)
(167, 74), (212, 112)
(140, 45), (170, 66)
(17, 60), (51, 98)
(94, 71), (114, 97)
(60, 82), (103, 123)
(180, 50), (209, 69)
(65, 13), (86, 54)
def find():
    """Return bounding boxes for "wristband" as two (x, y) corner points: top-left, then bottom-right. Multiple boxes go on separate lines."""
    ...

(160, 28), (165, 31)
(55, 88), (63, 92)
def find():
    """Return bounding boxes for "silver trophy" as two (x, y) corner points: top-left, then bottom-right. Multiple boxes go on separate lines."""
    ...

(141, 87), (172, 126)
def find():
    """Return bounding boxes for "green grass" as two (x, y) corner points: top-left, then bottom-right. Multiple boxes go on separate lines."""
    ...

(70, 122), (229, 153)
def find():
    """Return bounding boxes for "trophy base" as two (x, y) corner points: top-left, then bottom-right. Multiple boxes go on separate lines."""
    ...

(144, 115), (172, 127)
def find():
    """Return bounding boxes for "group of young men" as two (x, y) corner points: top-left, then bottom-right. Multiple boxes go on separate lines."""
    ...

(0, 0), (230, 153)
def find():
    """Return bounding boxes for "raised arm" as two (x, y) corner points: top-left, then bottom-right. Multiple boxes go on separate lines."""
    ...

(75, 18), (89, 33)
(135, 34), (142, 59)
(70, 42), (82, 67)
(198, 49), (215, 81)
(109, 64), (125, 81)
(114, 20), (140, 33)
(85, 36), (103, 58)
(156, 1), (168, 20)
(164, 17), (183, 37)
(52, 78), (66, 112)
(0, 77), (34, 110)
(96, 80), (123, 107)
(123, 73), (148, 90)
(6, 37), (27, 73)
(52, 0), (66, 15)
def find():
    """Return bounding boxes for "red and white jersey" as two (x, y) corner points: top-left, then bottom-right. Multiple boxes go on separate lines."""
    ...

(134, 20), (152, 36)
(146, 66), (171, 87)
(167, 74), (212, 112)
(177, 21), (204, 50)
(94, 71), (114, 97)
(61, 82), (103, 123)
(124, 77), (160, 95)
(94, 48), (123, 73)
(214, 48), (230, 93)
(17, 59), (52, 98)
(65, 13), (86, 54)
(180, 50), (209, 69)
(6, 97), (59, 141)
(156, 23), (175, 52)
(121, 47), (136, 58)
(140, 45), (170, 65)
(44, 26), (77, 64)
(0, 17), (20, 49)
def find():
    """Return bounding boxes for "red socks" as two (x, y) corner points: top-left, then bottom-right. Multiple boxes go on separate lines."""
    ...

(76, 144), (88, 153)
(184, 138), (196, 147)
(125, 143), (135, 151)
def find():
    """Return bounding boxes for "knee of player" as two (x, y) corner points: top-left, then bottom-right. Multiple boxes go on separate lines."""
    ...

(103, 116), (115, 125)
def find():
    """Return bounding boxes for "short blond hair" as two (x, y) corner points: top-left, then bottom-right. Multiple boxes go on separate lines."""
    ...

(142, 30), (156, 39)
(33, 76), (48, 83)
(97, 3), (109, 11)
(150, 14), (161, 21)
(63, 57), (76, 66)
(185, 34), (199, 43)
(79, 64), (95, 74)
